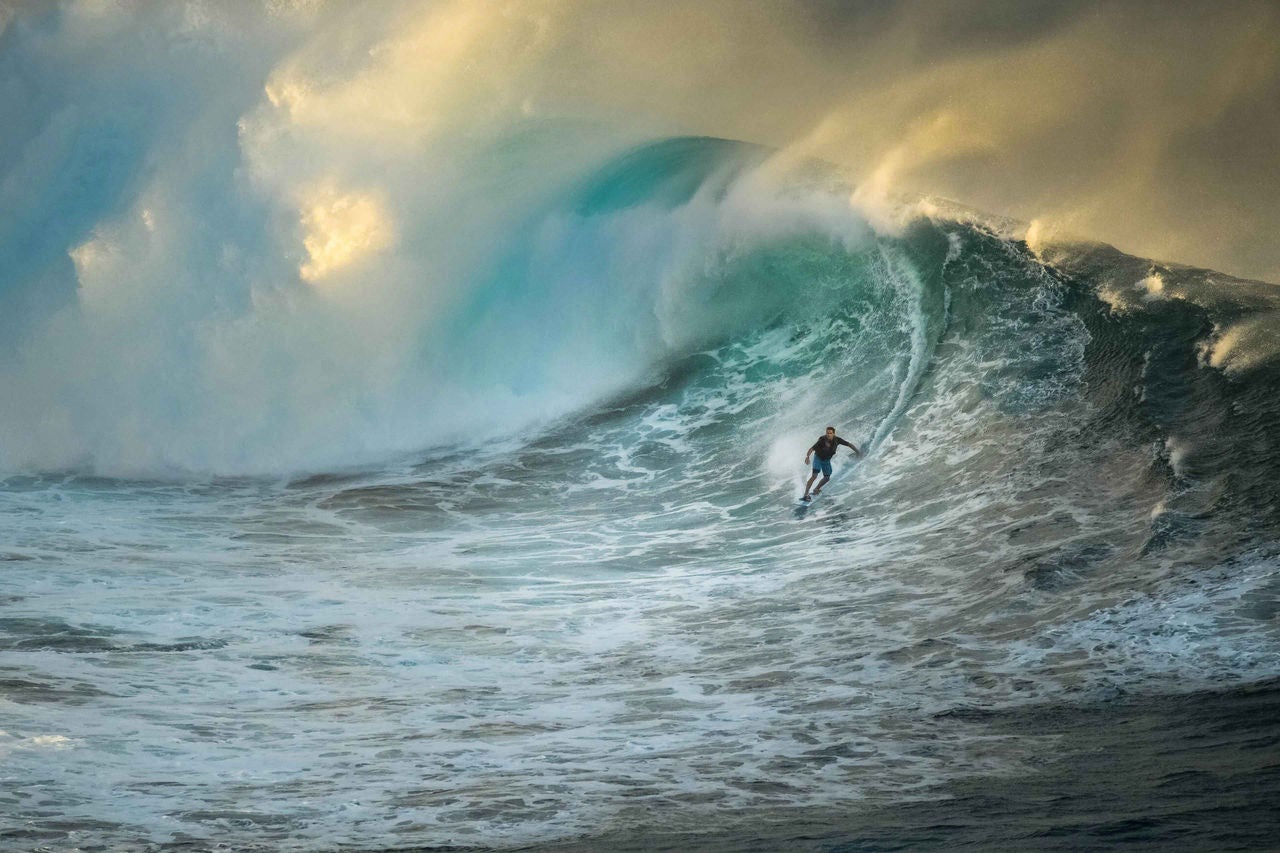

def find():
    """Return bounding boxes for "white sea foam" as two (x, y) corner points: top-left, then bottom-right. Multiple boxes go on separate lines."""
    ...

(6, 234), (1275, 849)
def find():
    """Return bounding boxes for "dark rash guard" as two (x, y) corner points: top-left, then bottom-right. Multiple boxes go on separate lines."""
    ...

(810, 435), (856, 460)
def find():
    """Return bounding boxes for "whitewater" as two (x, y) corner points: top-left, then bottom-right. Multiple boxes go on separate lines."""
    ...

(3, 128), (1280, 851)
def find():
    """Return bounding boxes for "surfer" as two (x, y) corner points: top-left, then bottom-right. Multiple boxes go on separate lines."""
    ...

(802, 426), (862, 501)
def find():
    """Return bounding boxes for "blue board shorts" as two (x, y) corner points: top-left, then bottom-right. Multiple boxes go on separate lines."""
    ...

(812, 456), (833, 477)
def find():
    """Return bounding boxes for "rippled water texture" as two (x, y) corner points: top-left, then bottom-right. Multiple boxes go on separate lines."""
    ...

(4, 139), (1280, 851)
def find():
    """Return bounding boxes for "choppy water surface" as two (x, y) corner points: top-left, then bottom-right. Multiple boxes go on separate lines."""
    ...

(4, 140), (1280, 851)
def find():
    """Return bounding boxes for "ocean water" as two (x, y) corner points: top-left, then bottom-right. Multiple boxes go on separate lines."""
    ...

(3, 136), (1280, 851)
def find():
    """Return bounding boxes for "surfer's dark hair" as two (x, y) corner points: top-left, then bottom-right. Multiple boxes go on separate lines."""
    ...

(826, 425), (835, 431)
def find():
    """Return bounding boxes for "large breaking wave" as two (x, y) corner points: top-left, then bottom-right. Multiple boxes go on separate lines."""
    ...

(4, 81), (1280, 852)
(8, 124), (1279, 549)
(5, 5), (1280, 850)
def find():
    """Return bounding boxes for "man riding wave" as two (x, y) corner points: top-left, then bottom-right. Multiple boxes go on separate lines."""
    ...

(802, 426), (861, 501)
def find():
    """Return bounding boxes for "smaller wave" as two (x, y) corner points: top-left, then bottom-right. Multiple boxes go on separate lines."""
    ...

(0, 617), (228, 654)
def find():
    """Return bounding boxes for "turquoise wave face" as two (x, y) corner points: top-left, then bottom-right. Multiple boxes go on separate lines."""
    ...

(408, 136), (920, 458)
